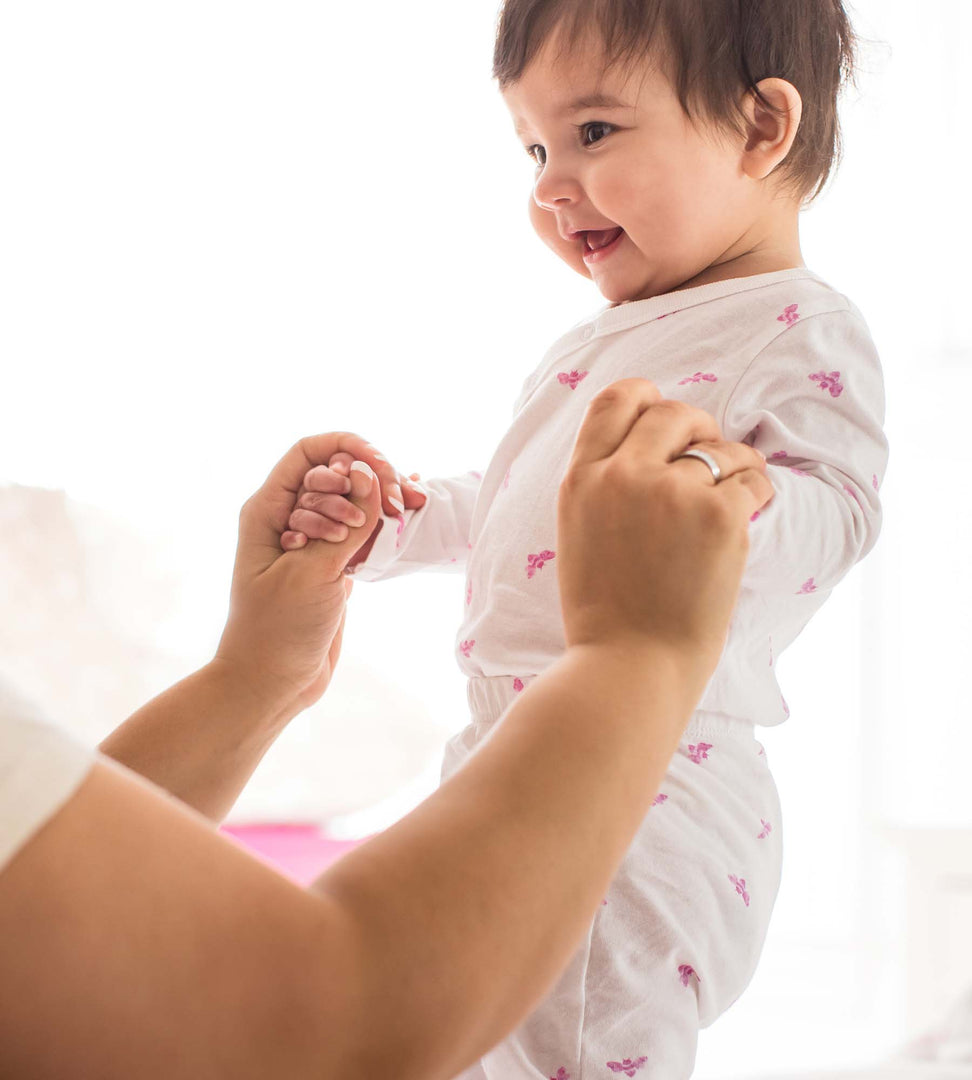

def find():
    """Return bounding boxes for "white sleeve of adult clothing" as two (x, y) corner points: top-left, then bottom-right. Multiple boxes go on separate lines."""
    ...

(0, 679), (96, 875)
(349, 471), (483, 582)
(720, 308), (890, 595)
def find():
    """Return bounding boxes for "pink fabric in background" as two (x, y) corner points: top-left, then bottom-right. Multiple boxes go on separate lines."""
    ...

(220, 824), (369, 887)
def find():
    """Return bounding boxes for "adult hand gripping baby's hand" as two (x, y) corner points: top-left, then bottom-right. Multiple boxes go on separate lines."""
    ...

(281, 433), (428, 570)
(214, 433), (417, 723)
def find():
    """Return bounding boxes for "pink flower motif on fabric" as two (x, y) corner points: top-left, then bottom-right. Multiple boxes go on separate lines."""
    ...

(750, 511), (761, 523)
(459, 639), (475, 658)
(470, 470), (483, 480)
(504, 466), (512, 490)
(782, 695), (790, 719)
(466, 581), (472, 606)
(729, 874), (751, 907)
(798, 578), (817, 595)
(467, 541), (473, 550)
(809, 370), (844, 398)
(652, 793), (668, 807)
(789, 467), (811, 477)
(678, 372), (718, 385)
(678, 964), (702, 987)
(607, 1057), (648, 1076)
(687, 742), (712, 764)
(758, 819), (773, 839)
(513, 677), (524, 693)
(778, 303), (800, 327)
(526, 550), (556, 579)
(872, 474), (879, 491)
(558, 370), (589, 391)
(771, 450), (788, 460)
(843, 483), (863, 508)
(550, 1069), (571, 1080)
(757, 746), (765, 756)
(394, 513), (405, 549)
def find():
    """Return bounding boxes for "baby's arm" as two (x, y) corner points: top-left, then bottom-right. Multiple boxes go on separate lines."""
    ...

(720, 308), (890, 595)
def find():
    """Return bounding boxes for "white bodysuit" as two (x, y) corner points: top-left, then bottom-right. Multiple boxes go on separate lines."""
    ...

(350, 267), (890, 1079)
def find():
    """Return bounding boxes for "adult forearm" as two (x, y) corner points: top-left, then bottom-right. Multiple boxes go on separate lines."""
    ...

(98, 659), (289, 823)
(313, 640), (707, 1080)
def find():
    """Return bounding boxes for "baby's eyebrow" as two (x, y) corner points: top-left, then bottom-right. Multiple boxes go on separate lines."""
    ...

(512, 93), (632, 137)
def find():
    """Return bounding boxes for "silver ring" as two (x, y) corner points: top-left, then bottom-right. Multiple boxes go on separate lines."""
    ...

(675, 448), (722, 483)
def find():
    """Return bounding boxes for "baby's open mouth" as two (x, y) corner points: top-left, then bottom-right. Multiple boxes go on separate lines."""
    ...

(585, 227), (624, 251)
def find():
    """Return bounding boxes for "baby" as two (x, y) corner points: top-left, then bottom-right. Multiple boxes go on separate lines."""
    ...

(287, 1), (889, 1076)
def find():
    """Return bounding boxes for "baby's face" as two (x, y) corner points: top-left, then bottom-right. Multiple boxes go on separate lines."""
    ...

(501, 30), (790, 304)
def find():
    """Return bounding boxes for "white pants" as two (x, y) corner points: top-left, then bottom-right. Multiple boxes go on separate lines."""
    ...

(444, 675), (784, 1080)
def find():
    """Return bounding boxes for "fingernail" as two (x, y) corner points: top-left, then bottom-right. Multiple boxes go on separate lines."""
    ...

(349, 460), (374, 488)
(389, 489), (404, 515)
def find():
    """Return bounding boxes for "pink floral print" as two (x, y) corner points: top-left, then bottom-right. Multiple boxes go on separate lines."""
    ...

(789, 467), (811, 477)
(750, 511), (761, 522)
(652, 793), (668, 807)
(782, 695), (790, 719)
(771, 450), (788, 459)
(687, 742), (712, 764)
(797, 578), (817, 595)
(459, 639), (475, 658)
(758, 819), (772, 839)
(678, 372), (718, 385)
(558, 370), (588, 390)
(778, 303), (800, 327)
(550, 1069), (571, 1080)
(466, 581), (473, 606)
(607, 1057), (648, 1075)
(728, 874), (751, 907)
(872, 474), (879, 491)
(809, 370), (844, 398)
(678, 964), (702, 987)
(513, 677), (524, 692)
(526, 550), (556, 579)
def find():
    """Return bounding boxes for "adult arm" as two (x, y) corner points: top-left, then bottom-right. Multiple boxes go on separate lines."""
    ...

(0, 640), (702, 1080)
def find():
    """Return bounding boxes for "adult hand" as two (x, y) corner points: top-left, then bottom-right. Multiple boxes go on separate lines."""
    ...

(213, 434), (386, 722)
(558, 378), (774, 680)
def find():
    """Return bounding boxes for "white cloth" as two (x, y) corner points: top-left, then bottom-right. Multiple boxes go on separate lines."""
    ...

(350, 267), (890, 1078)
(0, 678), (96, 874)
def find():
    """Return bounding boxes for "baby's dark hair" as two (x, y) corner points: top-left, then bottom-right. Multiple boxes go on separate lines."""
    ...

(493, 0), (872, 208)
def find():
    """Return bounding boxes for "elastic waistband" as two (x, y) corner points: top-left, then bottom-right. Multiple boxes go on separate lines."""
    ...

(466, 674), (756, 741)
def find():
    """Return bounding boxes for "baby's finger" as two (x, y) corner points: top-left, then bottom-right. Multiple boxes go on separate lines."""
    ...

(281, 530), (308, 550)
(303, 464), (352, 495)
(328, 451), (355, 476)
(297, 490), (367, 527)
(288, 507), (350, 542)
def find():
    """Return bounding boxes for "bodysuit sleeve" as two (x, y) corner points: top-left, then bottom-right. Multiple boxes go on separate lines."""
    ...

(719, 308), (890, 595)
(347, 470), (482, 582)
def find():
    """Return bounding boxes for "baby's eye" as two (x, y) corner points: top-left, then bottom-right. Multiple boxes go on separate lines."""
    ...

(525, 143), (546, 167)
(580, 121), (613, 145)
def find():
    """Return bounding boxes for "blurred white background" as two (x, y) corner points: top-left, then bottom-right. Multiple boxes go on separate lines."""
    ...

(1, 0), (969, 1075)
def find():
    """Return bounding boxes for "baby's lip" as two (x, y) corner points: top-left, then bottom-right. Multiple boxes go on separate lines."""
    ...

(562, 224), (620, 243)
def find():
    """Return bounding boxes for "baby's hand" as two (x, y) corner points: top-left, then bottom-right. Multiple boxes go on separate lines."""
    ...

(281, 435), (427, 553)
